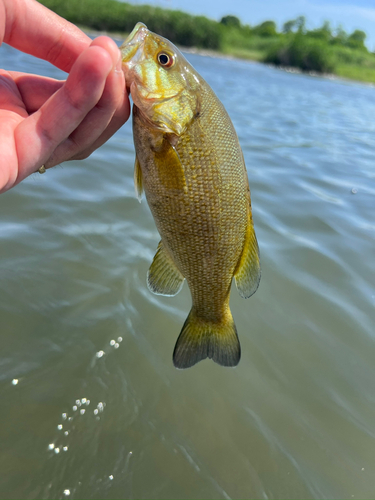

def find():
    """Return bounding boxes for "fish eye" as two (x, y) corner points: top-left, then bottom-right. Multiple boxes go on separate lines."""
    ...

(157, 52), (174, 68)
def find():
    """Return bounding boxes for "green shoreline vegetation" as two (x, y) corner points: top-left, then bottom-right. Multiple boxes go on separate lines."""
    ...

(39, 0), (375, 84)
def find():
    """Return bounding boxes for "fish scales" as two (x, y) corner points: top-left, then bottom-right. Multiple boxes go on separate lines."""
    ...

(135, 84), (246, 317)
(122, 23), (260, 368)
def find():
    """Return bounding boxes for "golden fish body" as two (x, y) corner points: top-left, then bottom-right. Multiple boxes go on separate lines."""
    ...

(121, 24), (260, 368)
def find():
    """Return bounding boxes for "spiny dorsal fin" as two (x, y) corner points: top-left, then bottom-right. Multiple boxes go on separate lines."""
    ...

(234, 205), (261, 299)
(147, 241), (185, 296)
(134, 155), (143, 203)
(173, 308), (241, 369)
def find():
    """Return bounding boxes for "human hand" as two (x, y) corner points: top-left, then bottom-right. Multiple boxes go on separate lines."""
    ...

(0, 0), (130, 193)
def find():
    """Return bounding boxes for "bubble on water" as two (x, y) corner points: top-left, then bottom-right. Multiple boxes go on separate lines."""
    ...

(109, 475), (114, 480)
(48, 443), (55, 450)
(94, 409), (99, 415)
(63, 446), (68, 452)
(114, 343), (119, 349)
(68, 417), (73, 421)
(86, 400), (90, 405)
(81, 398), (87, 404)
(63, 489), (70, 496)
(64, 431), (69, 436)
(72, 405), (77, 412)
(62, 413), (67, 420)
(57, 424), (63, 430)
(12, 379), (18, 385)
(54, 448), (60, 454)
(351, 188), (358, 194)
(75, 400), (81, 407)
(97, 402), (105, 411)
(80, 409), (85, 415)
(110, 340), (115, 346)
(96, 350), (105, 358)
(117, 337), (123, 342)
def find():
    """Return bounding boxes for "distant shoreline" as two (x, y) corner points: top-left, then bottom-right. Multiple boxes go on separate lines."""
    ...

(39, 0), (375, 86)
(84, 28), (374, 89)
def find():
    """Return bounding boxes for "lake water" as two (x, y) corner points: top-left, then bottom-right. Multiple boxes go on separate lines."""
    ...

(0, 39), (374, 500)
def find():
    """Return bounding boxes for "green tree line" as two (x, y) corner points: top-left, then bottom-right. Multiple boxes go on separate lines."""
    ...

(219, 14), (371, 74)
(38, 0), (221, 49)
(38, 0), (375, 81)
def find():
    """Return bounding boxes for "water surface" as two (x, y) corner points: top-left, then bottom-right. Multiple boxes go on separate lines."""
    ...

(0, 41), (374, 500)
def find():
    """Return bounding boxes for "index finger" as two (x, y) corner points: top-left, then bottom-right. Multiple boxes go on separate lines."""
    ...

(14, 42), (116, 183)
(3, 0), (91, 72)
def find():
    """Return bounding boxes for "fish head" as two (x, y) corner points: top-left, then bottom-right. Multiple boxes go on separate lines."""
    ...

(121, 23), (201, 136)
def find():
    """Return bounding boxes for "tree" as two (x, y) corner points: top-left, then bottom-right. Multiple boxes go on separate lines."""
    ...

(295, 16), (306, 33)
(220, 15), (241, 28)
(307, 21), (332, 43)
(283, 19), (296, 34)
(347, 29), (366, 50)
(283, 16), (305, 34)
(331, 25), (347, 46)
(252, 20), (277, 37)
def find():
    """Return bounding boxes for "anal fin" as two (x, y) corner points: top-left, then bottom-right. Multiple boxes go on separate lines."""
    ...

(234, 208), (261, 299)
(147, 241), (184, 296)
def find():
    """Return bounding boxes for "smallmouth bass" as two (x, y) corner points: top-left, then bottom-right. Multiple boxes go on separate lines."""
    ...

(121, 23), (261, 369)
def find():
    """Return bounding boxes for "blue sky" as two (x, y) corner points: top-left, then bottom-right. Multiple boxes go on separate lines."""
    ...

(128, 0), (375, 50)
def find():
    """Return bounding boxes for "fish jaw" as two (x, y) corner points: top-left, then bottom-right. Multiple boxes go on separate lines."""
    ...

(120, 23), (149, 94)
(120, 23), (148, 68)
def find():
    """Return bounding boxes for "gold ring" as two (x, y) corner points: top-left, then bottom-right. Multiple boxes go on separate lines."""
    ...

(38, 165), (46, 174)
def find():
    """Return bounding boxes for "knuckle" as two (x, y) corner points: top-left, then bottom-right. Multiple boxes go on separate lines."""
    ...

(72, 150), (91, 161)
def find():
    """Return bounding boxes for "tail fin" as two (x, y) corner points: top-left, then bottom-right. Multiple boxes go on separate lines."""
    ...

(173, 309), (241, 369)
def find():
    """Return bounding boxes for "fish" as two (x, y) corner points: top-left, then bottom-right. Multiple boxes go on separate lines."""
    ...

(120, 23), (261, 369)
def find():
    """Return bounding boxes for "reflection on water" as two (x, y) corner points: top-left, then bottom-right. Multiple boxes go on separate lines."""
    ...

(0, 42), (375, 499)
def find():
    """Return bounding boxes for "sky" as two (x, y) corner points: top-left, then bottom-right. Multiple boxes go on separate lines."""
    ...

(128, 0), (375, 50)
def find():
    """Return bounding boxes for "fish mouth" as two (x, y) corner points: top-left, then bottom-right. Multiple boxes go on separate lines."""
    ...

(120, 22), (148, 65)
(120, 23), (149, 92)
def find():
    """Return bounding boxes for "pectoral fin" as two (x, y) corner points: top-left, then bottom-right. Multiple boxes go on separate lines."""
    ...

(147, 241), (184, 296)
(153, 139), (186, 192)
(134, 156), (143, 202)
(234, 209), (261, 299)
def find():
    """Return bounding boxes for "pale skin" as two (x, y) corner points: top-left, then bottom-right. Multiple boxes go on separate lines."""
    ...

(0, 0), (130, 193)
